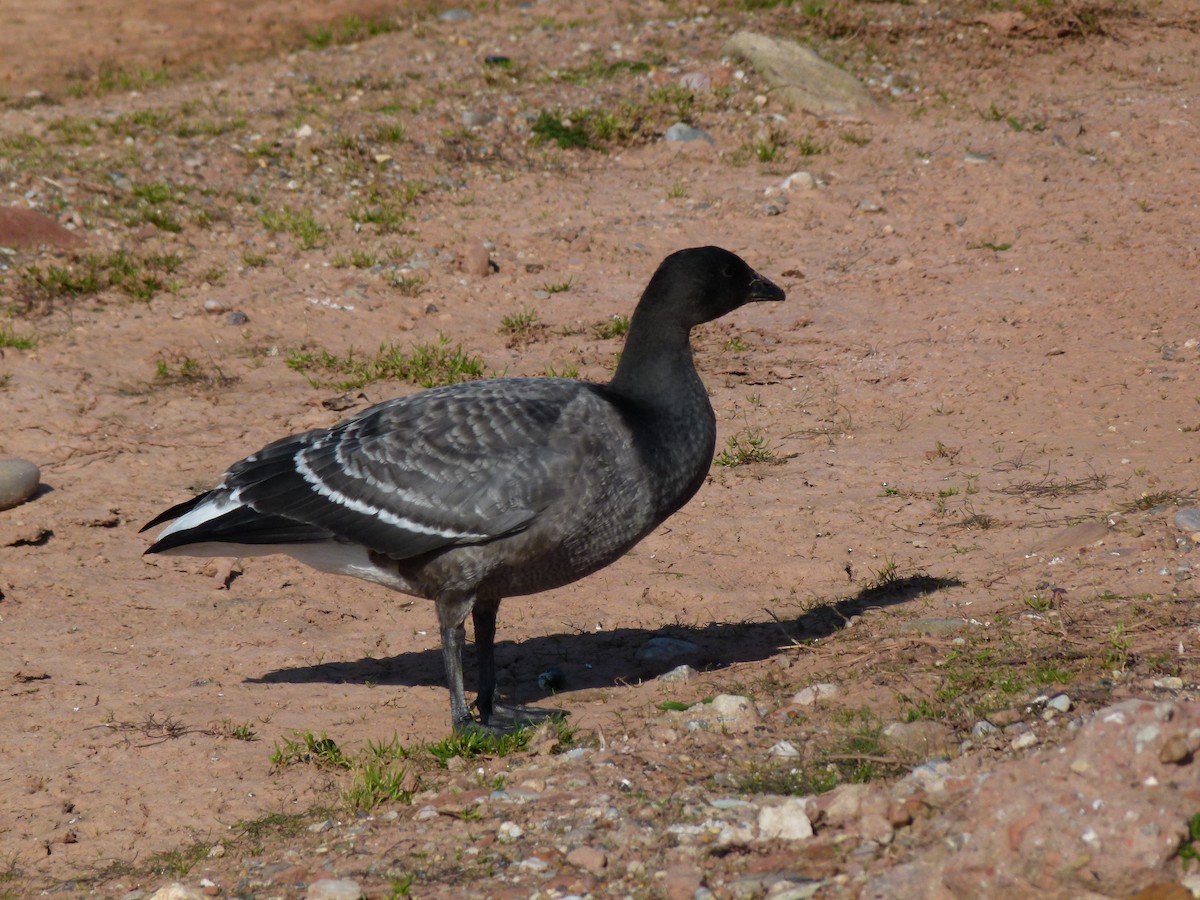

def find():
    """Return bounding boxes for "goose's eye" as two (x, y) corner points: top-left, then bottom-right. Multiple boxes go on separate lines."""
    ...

(721, 265), (735, 278)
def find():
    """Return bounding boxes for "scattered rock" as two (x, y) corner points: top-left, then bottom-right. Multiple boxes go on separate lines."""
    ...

(1173, 508), (1200, 534)
(1158, 733), (1192, 765)
(792, 682), (839, 705)
(757, 798), (814, 841)
(438, 8), (472, 22)
(566, 845), (607, 874)
(461, 109), (496, 128)
(202, 299), (228, 314)
(1010, 731), (1038, 751)
(636, 636), (701, 664)
(781, 171), (816, 192)
(1047, 694), (1072, 713)
(658, 664), (697, 683)
(0, 206), (86, 250)
(768, 740), (800, 758)
(0, 458), (41, 511)
(664, 122), (715, 145)
(497, 820), (523, 843)
(460, 239), (492, 277)
(148, 884), (205, 900)
(226, 311), (249, 326)
(722, 31), (883, 120)
(305, 878), (362, 900)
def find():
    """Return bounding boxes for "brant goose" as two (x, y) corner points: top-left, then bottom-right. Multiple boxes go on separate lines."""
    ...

(143, 246), (785, 732)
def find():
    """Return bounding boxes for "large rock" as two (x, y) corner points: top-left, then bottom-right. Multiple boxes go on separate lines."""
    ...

(0, 206), (85, 249)
(723, 31), (883, 120)
(0, 458), (40, 511)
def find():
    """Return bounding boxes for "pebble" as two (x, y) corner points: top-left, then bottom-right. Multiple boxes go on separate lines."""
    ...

(972, 720), (998, 739)
(202, 299), (228, 314)
(658, 664), (697, 683)
(537, 667), (565, 690)
(963, 151), (992, 163)
(0, 458), (40, 510)
(664, 122), (715, 145)
(1047, 694), (1072, 713)
(306, 878), (362, 900)
(1011, 732), (1039, 751)
(1173, 509), (1200, 533)
(226, 311), (249, 326)
(566, 845), (607, 874)
(147, 885), (205, 900)
(757, 798), (814, 841)
(497, 820), (524, 843)
(461, 110), (496, 129)
(517, 856), (550, 872)
(635, 636), (701, 663)
(769, 740), (800, 758)
(438, 9), (472, 22)
(307, 819), (333, 833)
(781, 171), (816, 191)
(1158, 733), (1192, 765)
(792, 683), (839, 706)
(1154, 676), (1185, 690)
(294, 124), (314, 140)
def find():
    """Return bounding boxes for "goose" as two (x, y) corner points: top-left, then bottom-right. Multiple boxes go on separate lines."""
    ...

(143, 246), (785, 732)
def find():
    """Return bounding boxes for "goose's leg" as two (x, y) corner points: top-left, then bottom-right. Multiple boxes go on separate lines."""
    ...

(436, 595), (476, 732)
(472, 599), (565, 732)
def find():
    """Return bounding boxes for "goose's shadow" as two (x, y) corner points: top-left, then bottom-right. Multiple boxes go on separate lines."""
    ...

(247, 575), (961, 703)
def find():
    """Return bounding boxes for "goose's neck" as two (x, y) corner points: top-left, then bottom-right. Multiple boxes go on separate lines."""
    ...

(608, 311), (703, 408)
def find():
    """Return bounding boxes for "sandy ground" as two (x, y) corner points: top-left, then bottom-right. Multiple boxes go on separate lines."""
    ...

(1, 0), (1199, 894)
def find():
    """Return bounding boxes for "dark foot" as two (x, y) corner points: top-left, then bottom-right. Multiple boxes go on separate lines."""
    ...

(455, 703), (567, 735)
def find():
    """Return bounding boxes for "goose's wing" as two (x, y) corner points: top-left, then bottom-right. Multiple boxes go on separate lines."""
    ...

(144, 378), (617, 559)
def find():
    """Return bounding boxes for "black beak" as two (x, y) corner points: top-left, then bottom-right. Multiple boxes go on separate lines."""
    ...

(748, 270), (786, 302)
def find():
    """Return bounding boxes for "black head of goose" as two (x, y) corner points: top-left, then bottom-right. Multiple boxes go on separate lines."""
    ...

(143, 246), (785, 732)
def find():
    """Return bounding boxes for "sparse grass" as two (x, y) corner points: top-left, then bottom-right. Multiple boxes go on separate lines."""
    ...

(147, 840), (211, 878)
(271, 731), (352, 769)
(968, 239), (1012, 252)
(544, 362), (580, 379)
(542, 277), (573, 294)
(0, 326), (35, 349)
(1121, 489), (1188, 512)
(302, 13), (400, 48)
(241, 250), (270, 268)
(592, 315), (630, 339)
(499, 306), (541, 337)
(373, 122), (407, 143)
(425, 720), (573, 766)
(67, 62), (171, 98)
(389, 273), (426, 297)
(286, 335), (485, 390)
(20, 250), (182, 304)
(154, 353), (236, 389)
(714, 430), (778, 467)
(332, 249), (379, 269)
(259, 206), (327, 249)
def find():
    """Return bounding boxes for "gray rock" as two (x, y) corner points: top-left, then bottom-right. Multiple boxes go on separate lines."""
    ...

(1047, 694), (1072, 713)
(147, 885), (204, 900)
(664, 122), (715, 145)
(757, 798), (813, 841)
(722, 31), (882, 120)
(1174, 508), (1200, 533)
(497, 820), (523, 842)
(306, 878), (363, 900)
(462, 110), (496, 129)
(437, 9), (472, 22)
(0, 458), (40, 511)
(635, 635), (701, 663)
(768, 740), (800, 758)
(781, 171), (816, 191)
(226, 311), (249, 326)
(657, 663), (697, 683)
(792, 682), (839, 705)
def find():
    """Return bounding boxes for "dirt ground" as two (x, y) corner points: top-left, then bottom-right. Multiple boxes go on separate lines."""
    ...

(1, 0), (1199, 895)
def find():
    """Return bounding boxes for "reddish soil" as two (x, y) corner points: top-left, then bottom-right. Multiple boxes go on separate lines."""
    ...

(1, 0), (1198, 895)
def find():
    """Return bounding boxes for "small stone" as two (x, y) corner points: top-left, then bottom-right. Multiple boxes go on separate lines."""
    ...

(664, 122), (715, 145)
(438, 9), (472, 22)
(0, 458), (40, 511)
(461, 110), (496, 129)
(517, 856), (550, 872)
(497, 820), (523, 843)
(148, 885), (205, 900)
(307, 819), (333, 833)
(792, 683), (839, 705)
(657, 664), (697, 683)
(769, 740), (801, 758)
(1174, 509), (1200, 533)
(1070, 758), (1091, 774)
(757, 798), (814, 841)
(1010, 732), (1038, 751)
(963, 151), (992, 163)
(226, 311), (249, 326)
(880, 720), (956, 758)
(707, 694), (759, 726)
(566, 845), (607, 874)
(1159, 733), (1192, 765)
(306, 878), (362, 900)
(781, 171), (815, 191)
(856, 199), (883, 213)
(1154, 676), (1185, 690)
(635, 636), (701, 663)
(1047, 694), (1072, 713)
(203, 299), (228, 314)
(206, 844), (225, 858)
(294, 124), (314, 139)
